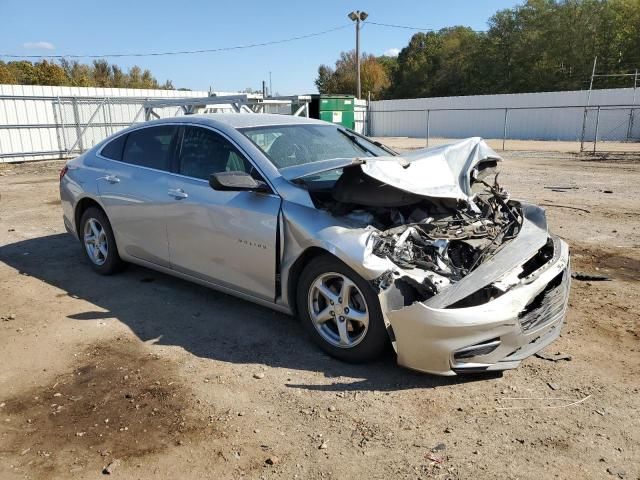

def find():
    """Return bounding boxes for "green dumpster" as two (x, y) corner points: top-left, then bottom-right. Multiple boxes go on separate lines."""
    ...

(317, 95), (356, 129)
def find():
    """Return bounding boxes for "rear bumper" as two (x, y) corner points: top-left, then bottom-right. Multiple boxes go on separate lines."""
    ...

(386, 236), (570, 376)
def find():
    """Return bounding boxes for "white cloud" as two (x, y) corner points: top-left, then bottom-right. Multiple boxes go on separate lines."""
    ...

(384, 48), (400, 57)
(23, 41), (55, 50)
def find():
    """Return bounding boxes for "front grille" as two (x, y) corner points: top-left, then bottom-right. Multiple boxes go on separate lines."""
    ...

(518, 269), (570, 332)
(519, 238), (554, 278)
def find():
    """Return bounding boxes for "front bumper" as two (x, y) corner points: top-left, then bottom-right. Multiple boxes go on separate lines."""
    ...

(385, 236), (570, 376)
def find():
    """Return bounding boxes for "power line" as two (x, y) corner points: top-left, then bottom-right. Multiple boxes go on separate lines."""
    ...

(367, 20), (487, 34)
(0, 24), (351, 59)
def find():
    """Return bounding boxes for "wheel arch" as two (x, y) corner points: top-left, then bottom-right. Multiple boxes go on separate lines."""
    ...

(286, 246), (334, 316)
(74, 196), (107, 241)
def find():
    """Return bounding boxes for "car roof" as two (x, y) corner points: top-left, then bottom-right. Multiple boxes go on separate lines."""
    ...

(148, 113), (328, 129)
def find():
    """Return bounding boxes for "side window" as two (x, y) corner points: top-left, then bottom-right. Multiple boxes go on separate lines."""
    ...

(178, 126), (253, 181)
(121, 125), (178, 171)
(100, 134), (127, 161)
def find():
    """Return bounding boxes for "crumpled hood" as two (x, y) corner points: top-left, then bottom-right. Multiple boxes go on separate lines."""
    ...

(361, 137), (502, 201)
(281, 137), (502, 202)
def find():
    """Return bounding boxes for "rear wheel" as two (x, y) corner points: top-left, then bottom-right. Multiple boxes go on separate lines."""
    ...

(79, 207), (124, 275)
(297, 255), (388, 363)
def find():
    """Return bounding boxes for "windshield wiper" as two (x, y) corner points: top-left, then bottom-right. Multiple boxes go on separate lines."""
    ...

(371, 139), (397, 155)
(337, 129), (378, 156)
(338, 129), (396, 156)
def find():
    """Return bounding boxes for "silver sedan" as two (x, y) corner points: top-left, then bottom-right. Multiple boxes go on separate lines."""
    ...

(59, 114), (570, 375)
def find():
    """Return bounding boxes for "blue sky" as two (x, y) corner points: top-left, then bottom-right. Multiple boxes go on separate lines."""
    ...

(1, 0), (520, 94)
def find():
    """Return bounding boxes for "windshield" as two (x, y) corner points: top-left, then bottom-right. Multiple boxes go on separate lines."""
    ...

(239, 124), (392, 169)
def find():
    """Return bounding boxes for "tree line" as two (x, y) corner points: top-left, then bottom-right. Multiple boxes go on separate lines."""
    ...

(316, 0), (640, 99)
(0, 59), (177, 90)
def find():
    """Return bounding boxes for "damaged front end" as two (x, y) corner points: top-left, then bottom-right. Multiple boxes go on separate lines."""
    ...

(367, 179), (520, 304)
(298, 138), (522, 306)
(286, 138), (570, 375)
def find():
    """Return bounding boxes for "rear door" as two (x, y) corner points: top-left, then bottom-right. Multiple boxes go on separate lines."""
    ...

(97, 125), (179, 267)
(165, 125), (281, 301)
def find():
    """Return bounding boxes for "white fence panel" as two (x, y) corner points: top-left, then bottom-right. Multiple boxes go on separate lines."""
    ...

(369, 88), (639, 142)
(0, 84), (210, 162)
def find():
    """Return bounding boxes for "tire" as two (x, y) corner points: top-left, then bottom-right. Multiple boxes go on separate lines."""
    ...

(79, 206), (124, 275)
(297, 254), (388, 363)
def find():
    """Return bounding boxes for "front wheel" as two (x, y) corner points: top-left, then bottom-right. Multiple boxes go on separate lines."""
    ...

(297, 255), (388, 363)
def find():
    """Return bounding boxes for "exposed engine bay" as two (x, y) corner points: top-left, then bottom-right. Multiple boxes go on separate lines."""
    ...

(299, 144), (523, 302)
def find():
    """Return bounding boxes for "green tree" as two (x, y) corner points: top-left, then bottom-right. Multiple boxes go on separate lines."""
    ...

(6, 61), (39, 84)
(127, 66), (143, 88)
(141, 69), (158, 89)
(0, 61), (17, 84)
(315, 51), (390, 99)
(388, 31), (445, 98)
(315, 65), (339, 95)
(376, 55), (398, 87)
(1, 58), (176, 90)
(92, 60), (112, 87)
(319, 0), (640, 99)
(33, 61), (69, 86)
(111, 65), (127, 88)
(60, 59), (92, 87)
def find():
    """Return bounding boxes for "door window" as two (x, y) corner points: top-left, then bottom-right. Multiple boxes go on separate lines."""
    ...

(121, 125), (178, 171)
(178, 126), (254, 181)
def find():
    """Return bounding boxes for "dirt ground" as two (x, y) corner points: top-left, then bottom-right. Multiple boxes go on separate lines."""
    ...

(0, 146), (638, 480)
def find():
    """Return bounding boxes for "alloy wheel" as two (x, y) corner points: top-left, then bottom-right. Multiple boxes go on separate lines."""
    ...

(308, 272), (370, 348)
(83, 218), (108, 266)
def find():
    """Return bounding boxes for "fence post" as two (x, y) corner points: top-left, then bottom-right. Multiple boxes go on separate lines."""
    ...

(58, 97), (68, 153)
(593, 106), (601, 154)
(106, 97), (114, 135)
(71, 97), (84, 153)
(627, 69), (638, 141)
(502, 108), (509, 151)
(580, 108), (588, 152)
(51, 97), (63, 157)
(426, 109), (430, 148)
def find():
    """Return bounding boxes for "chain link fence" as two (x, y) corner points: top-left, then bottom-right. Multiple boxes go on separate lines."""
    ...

(580, 106), (640, 153)
(367, 104), (640, 155)
(3, 94), (639, 162)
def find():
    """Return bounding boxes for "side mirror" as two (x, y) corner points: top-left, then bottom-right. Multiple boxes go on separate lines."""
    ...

(209, 171), (269, 192)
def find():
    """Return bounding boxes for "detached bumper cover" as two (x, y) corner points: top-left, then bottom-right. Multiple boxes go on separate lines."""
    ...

(385, 236), (570, 376)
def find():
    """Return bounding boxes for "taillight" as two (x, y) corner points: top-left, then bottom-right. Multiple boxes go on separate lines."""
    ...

(59, 165), (69, 181)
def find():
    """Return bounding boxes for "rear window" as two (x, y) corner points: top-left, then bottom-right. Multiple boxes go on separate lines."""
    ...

(100, 134), (127, 161)
(121, 125), (178, 171)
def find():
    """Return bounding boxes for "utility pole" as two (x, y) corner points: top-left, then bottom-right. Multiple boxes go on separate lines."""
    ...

(348, 10), (368, 99)
(269, 71), (272, 98)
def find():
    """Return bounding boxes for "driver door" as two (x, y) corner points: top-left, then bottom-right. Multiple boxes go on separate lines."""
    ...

(165, 126), (281, 301)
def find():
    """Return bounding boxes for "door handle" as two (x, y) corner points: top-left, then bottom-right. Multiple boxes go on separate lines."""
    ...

(104, 174), (120, 184)
(168, 188), (188, 199)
